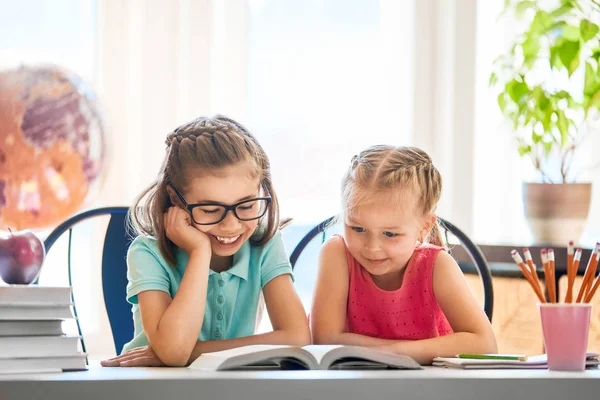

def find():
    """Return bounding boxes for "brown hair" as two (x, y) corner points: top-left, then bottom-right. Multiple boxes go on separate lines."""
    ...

(129, 115), (283, 266)
(341, 145), (444, 246)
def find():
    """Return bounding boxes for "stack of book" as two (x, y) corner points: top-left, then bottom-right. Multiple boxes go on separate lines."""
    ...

(0, 284), (87, 374)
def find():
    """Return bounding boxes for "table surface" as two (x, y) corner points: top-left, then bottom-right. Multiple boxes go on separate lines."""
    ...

(0, 365), (599, 400)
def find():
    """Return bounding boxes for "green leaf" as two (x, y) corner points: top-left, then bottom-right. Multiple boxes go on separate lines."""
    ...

(518, 144), (532, 156)
(522, 33), (541, 66)
(542, 108), (553, 132)
(497, 92), (508, 113)
(550, 44), (563, 69)
(558, 40), (581, 76)
(515, 1), (536, 18)
(561, 25), (581, 41)
(489, 72), (498, 87)
(506, 80), (529, 104)
(532, 132), (544, 143)
(580, 20), (599, 42)
(556, 110), (569, 146)
(531, 11), (553, 34)
(590, 91), (600, 110)
(584, 61), (600, 96)
(569, 54), (581, 76)
(543, 141), (553, 156)
(550, 3), (573, 18)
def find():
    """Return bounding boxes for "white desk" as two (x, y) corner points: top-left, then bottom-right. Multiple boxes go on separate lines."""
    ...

(0, 366), (599, 400)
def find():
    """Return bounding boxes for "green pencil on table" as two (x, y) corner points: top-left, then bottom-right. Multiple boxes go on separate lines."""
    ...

(457, 354), (528, 361)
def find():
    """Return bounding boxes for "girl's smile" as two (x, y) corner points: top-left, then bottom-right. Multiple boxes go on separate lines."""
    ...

(210, 233), (244, 249)
(365, 257), (388, 266)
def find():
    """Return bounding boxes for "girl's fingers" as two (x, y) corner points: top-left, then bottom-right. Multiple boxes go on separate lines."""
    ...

(100, 359), (121, 367)
(120, 355), (164, 367)
(109, 351), (147, 364)
(100, 347), (147, 367)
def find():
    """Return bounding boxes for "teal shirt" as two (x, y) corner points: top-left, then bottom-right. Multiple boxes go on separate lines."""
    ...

(121, 230), (293, 354)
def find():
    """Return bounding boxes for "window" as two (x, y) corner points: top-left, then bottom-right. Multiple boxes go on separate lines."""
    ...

(246, 0), (414, 315)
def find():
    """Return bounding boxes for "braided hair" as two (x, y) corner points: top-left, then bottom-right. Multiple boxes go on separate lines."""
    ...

(342, 145), (444, 246)
(129, 115), (282, 266)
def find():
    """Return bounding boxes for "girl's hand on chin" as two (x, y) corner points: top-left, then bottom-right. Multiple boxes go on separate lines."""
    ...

(164, 206), (211, 255)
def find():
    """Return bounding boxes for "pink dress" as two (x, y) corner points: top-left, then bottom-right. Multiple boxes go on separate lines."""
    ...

(341, 235), (454, 340)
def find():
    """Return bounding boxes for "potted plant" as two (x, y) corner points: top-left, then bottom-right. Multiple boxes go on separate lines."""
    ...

(490, 0), (600, 244)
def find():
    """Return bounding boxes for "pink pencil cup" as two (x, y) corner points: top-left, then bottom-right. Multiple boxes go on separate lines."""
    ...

(538, 303), (592, 371)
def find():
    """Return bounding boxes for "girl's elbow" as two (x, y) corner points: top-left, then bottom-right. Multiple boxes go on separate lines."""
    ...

(483, 333), (499, 354)
(474, 329), (498, 354)
(156, 347), (192, 367)
(287, 325), (312, 346)
(296, 331), (312, 347)
(151, 339), (193, 367)
(311, 330), (339, 345)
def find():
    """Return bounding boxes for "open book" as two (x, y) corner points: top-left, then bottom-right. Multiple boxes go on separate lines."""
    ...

(188, 345), (422, 371)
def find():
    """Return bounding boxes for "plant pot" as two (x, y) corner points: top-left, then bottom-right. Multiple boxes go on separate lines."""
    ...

(522, 183), (592, 245)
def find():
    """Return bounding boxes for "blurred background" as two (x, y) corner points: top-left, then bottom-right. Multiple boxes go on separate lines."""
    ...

(1, 0), (599, 359)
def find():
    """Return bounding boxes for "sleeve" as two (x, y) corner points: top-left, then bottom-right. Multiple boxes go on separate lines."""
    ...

(126, 237), (171, 304)
(260, 230), (294, 288)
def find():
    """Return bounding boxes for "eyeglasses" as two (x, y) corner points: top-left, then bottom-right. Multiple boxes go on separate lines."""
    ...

(171, 186), (271, 225)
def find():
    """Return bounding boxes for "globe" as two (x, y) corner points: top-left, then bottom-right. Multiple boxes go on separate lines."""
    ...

(0, 65), (106, 231)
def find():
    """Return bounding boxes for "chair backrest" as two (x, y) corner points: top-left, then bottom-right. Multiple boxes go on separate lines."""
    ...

(44, 207), (133, 355)
(289, 216), (494, 321)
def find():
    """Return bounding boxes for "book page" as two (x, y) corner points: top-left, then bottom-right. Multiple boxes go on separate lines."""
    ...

(189, 345), (304, 371)
(301, 345), (344, 366)
(317, 346), (422, 370)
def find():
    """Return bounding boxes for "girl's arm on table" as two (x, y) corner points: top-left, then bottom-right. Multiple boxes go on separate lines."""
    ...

(186, 273), (311, 363)
(311, 237), (393, 347)
(377, 251), (498, 364)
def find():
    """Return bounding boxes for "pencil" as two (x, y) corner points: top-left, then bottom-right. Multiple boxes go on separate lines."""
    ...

(524, 248), (543, 297)
(548, 249), (557, 303)
(584, 243), (600, 299)
(511, 250), (545, 303)
(571, 249), (582, 302)
(541, 249), (551, 303)
(565, 241), (575, 303)
(584, 253), (600, 303)
(457, 354), (528, 361)
(576, 244), (599, 303)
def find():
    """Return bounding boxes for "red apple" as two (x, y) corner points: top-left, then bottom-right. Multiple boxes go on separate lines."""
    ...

(0, 230), (45, 284)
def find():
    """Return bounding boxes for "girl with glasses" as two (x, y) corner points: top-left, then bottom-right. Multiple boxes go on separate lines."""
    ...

(102, 115), (309, 367)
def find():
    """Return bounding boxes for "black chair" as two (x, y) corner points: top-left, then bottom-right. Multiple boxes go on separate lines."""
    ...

(289, 216), (494, 321)
(43, 207), (133, 355)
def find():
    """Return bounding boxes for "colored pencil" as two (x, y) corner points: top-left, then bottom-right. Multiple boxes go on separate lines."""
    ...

(511, 250), (545, 303)
(576, 244), (599, 303)
(565, 241), (575, 303)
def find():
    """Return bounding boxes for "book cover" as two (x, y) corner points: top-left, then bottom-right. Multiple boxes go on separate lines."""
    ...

(0, 285), (72, 305)
(0, 335), (81, 359)
(0, 353), (87, 374)
(0, 320), (64, 336)
(0, 304), (74, 320)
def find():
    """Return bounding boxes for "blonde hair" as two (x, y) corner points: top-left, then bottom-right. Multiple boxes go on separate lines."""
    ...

(129, 115), (283, 266)
(341, 145), (444, 246)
